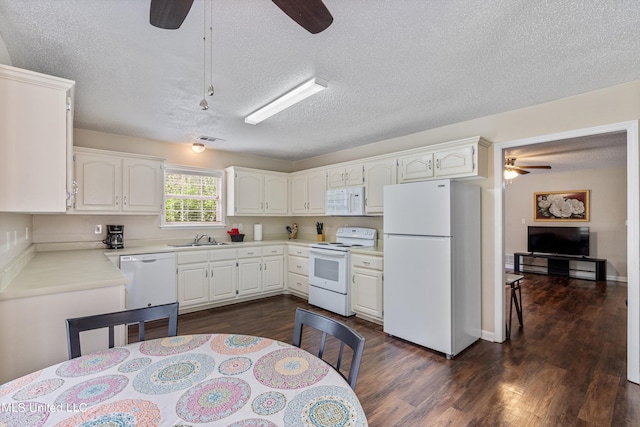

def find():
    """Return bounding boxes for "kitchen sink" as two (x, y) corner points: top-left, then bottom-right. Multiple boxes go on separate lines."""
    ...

(168, 242), (229, 247)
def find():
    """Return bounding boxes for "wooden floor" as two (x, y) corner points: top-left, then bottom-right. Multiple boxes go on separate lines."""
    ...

(137, 275), (640, 426)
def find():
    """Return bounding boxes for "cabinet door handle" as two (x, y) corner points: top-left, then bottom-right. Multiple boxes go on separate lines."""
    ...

(436, 158), (440, 169)
(123, 196), (127, 206)
(115, 195), (119, 206)
(352, 274), (355, 283)
(363, 261), (370, 265)
(428, 159), (432, 170)
(264, 263), (267, 270)
(205, 270), (208, 278)
(265, 202), (269, 209)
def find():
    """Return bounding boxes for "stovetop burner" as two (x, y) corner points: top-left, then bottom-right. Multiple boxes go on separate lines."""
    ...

(310, 227), (377, 251)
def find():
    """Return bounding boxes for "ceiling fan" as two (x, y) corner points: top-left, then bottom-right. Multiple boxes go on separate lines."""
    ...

(504, 157), (552, 177)
(149, 0), (333, 33)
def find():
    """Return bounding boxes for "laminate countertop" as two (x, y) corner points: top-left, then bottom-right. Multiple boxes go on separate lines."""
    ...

(0, 239), (383, 301)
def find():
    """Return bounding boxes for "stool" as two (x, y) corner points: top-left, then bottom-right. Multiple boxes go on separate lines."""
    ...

(505, 273), (524, 339)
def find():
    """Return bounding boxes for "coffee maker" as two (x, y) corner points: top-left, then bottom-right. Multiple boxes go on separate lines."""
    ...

(103, 225), (124, 249)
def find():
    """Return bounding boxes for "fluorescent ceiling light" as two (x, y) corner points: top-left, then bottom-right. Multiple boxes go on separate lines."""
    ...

(244, 77), (328, 125)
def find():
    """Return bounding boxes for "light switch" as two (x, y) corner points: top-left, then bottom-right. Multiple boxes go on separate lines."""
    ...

(521, 219), (526, 224)
(94, 224), (103, 234)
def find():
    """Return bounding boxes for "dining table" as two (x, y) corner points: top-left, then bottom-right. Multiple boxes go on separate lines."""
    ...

(0, 333), (368, 426)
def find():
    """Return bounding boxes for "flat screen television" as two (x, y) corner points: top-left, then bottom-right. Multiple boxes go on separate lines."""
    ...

(527, 226), (590, 256)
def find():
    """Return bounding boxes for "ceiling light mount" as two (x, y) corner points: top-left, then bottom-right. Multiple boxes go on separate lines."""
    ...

(244, 77), (328, 125)
(192, 142), (206, 153)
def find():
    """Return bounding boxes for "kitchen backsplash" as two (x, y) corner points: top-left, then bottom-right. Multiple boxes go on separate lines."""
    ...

(32, 214), (383, 246)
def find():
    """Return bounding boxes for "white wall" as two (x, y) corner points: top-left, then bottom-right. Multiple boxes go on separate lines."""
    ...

(505, 167), (627, 279)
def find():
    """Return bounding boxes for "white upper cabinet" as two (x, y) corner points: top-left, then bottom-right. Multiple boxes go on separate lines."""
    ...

(398, 151), (434, 183)
(398, 136), (489, 183)
(363, 157), (397, 215)
(226, 167), (289, 216)
(264, 173), (289, 215)
(435, 145), (475, 177)
(0, 65), (75, 213)
(73, 148), (164, 214)
(327, 164), (364, 188)
(291, 169), (326, 215)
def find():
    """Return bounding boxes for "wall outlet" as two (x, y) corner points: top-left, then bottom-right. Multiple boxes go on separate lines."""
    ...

(237, 224), (243, 231)
(94, 224), (103, 234)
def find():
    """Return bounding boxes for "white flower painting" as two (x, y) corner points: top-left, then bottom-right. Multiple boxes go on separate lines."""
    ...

(534, 190), (589, 221)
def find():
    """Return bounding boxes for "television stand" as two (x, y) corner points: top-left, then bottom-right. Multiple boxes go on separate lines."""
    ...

(513, 252), (606, 281)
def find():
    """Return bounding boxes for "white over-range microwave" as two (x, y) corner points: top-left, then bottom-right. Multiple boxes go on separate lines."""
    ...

(325, 186), (365, 216)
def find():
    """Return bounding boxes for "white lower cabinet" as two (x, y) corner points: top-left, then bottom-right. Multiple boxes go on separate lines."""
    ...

(209, 249), (238, 302)
(178, 245), (284, 310)
(177, 251), (210, 308)
(238, 247), (263, 297)
(287, 245), (309, 297)
(351, 253), (383, 324)
(263, 246), (285, 292)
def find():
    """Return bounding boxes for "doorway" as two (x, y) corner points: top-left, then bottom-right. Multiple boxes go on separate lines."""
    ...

(493, 120), (640, 383)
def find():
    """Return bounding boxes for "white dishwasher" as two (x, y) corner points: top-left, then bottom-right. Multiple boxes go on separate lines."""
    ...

(119, 252), (177, 310)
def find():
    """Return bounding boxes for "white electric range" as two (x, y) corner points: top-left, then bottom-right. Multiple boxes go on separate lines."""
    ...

(308, 227), (377, 316)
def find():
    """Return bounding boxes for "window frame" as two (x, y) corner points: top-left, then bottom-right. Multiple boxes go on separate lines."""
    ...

(161, 165), (226, 229)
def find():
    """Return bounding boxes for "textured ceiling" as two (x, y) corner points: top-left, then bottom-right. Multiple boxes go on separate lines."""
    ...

(1, 1), (639, 161)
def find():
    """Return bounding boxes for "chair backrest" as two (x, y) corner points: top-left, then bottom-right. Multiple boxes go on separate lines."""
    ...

(292, 307), (365, 390)
(65, 302), (179, 359)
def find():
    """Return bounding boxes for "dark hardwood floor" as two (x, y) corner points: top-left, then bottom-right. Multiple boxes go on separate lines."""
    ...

(135, 275), (640, 426)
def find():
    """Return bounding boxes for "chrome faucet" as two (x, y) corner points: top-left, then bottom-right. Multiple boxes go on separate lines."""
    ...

(195, 233), (208, 244)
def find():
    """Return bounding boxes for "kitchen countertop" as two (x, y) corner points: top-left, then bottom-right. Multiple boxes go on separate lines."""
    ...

(0, 239), (383, 301)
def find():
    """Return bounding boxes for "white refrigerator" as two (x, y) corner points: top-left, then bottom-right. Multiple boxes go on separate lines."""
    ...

(383, 179), (481, 358)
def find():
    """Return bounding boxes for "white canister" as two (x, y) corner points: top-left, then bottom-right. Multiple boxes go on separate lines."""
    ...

(254, 224), (263, 241)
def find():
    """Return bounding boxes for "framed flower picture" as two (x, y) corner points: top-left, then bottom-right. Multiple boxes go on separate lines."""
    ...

(534, 190), (589, 221)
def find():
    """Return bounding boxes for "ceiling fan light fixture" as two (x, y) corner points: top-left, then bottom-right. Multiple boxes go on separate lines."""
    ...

(504, 168), (519, 180)
(192, 142), (206, 153)
(244, 77), (328, 125)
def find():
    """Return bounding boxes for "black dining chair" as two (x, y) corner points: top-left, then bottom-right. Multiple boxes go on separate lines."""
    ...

(292, 307), (365, 390)
(65, 302), (179, 359)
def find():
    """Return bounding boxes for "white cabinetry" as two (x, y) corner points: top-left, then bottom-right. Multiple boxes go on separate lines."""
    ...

(398, 137), (489, 183)
(363, 157), (397, 215)
(290, 169), (327, 215)
(351, 253), (383, 324)
(327, 164), (364, 188)
(73, 148), (164, 214)
(263, 246), (285, 292)
(209, 249), (238, 302)
(225, 167), (289, 216)
(177, 251), (210, 308)
(0, 64), (75, 213)
(177, 245), (284, 311)
(398, 151), (434, 183)
(287, 245), (310, 297)
(238, 247), (263, 296)
(434, 145), (476, 177)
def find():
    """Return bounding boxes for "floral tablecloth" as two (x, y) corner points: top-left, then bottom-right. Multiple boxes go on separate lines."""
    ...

(0, 334), (367, 426)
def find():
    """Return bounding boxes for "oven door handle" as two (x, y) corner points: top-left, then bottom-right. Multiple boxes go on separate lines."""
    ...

(309, 248), (348, 258)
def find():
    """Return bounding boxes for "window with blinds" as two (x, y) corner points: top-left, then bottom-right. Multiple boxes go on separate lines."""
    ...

(163, 166), (223, 227)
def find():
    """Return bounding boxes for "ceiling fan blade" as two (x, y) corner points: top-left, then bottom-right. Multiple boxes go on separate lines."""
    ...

(518, 165), (552, 169)
(271, 0), (333, 34)
(513, 168), (530, 175)
(150, 0), (194, 29)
